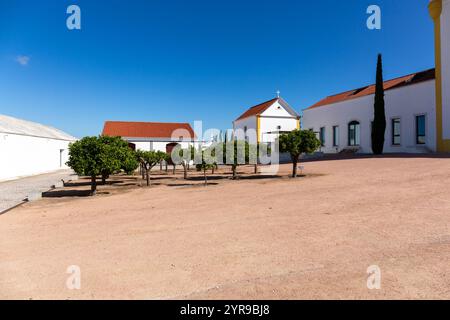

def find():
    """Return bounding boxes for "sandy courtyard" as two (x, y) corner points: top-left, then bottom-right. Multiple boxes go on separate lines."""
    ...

(1, 157), (450, 300)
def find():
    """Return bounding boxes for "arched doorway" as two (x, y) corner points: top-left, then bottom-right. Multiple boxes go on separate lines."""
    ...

(165, 143), (180, 166)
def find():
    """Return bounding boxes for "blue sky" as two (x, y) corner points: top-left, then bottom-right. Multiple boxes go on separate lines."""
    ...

(0, 0), (434, 138)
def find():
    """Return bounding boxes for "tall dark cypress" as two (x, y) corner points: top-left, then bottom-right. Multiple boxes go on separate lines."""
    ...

(372, 54), (386, 155)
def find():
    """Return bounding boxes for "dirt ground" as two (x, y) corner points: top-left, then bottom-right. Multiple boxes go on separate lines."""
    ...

(1, 156), (450, 300)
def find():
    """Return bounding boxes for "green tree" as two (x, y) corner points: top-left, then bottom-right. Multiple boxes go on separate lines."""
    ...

(278, 129), (321, 178)
(122, 150), (139, 175)
(222, 140), (257, 179)
(195, 149), (216, 186)
(137, 150), (167, 186)
(67, 136), (107, 195)
(371, 54), (386, 155)
(98, 136), (133, 184)
(172, 145), (195, 179)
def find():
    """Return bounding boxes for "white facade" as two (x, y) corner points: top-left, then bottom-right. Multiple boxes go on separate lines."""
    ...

(0, 115), (77, 181)
(233, 98), (300, 144)
(441, 0), (450, 139)
(302, 79), (437, 154)
(125, 138), (196, 152)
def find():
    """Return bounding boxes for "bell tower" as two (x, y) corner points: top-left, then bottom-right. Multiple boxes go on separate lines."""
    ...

(430, 0), (450, 152)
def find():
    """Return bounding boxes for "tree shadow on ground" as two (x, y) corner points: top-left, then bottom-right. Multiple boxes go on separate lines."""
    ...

(185, 175), (228, 181)
(64, 180), (123, 187)
(237, 175), (282, 180)
(42, 190), (110, 198)
(166, 182), (219, 187)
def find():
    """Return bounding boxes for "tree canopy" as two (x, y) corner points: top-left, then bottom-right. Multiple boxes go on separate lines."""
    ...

(278, 129), (321, 177)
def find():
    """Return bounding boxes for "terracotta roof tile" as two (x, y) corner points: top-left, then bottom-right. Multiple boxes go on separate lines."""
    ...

(306, 68), (435, 110)
(102, 121), (195, 139)
(235, 98), (279, 121)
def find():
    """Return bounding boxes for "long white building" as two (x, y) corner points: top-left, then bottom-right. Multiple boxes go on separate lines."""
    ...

(102, 121), (196, 153)
(303, 69), (436, 154)
(0, 114), (77, 181)
(303, 0), (450, 155)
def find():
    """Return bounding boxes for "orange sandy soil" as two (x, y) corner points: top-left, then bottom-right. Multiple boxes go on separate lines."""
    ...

(1, 156), (450, 300)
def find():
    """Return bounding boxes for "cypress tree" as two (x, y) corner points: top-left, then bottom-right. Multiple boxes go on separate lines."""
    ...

(372, 54), (386, 154)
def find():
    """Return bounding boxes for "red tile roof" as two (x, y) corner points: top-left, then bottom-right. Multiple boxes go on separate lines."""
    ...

(102, 121), (195, 139)
(235, 98), (279, 121)
(306, 68), (435, 110)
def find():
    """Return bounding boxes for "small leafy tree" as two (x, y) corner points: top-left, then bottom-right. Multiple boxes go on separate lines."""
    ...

(278, 129), (321, 178)
(137, 150), (167, 186)
(67, 136), (106, 195)
(372, 54), (386, 155)
(172, 145), (195, 179)
(122, 150), (139, 175)
(98, 136), (134, 183)
(222, 140), (257, 179)
(195, 149), (216, 186)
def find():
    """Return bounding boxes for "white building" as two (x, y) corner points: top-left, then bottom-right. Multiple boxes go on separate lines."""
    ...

(0, 114), (77, 181)
(302, 69), (437, 154)
(102, 121), (196, 153)
(233, 97), (300, 144)
(302, 1), (450, 155)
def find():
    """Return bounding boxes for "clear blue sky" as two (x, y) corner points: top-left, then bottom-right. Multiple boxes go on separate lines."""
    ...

(0, 0), (435, 138)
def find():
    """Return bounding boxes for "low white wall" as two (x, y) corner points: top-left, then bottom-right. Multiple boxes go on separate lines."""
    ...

(0, 133), (73, 181)
(302, 80), (436, 153)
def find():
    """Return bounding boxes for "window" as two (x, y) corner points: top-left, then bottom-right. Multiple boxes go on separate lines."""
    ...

(416, 115), (426, 144)
(348, 121), (360, 146)
(319, 127), (326, 146)
(276, 125), (281, 130)
(392, 118), (401, 146)
(333, 126), (339, 147)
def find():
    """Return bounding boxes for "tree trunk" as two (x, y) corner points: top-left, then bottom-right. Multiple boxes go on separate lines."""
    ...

(101, 174), (107, 185)
(141, 164), (145, 180)
(160, 161), (163, 171)
(254, 164), (258, 174)
(212, 166), (215, 174)
(146, 170), (150, 186)
(203, 168), (207, 186)
(165, 162), (168, 172)
(183, 164), (188, 179)
(232, 165), (237, 179)
(172, 164), (176, 174)
(292, 159), (298, 178)
(91, 176), (97, 196)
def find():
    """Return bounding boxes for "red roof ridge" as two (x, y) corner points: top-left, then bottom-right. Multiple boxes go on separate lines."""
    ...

(102, 121), (195, 139)
(306, 68), (435, 111)
(235, 97), (279, 121)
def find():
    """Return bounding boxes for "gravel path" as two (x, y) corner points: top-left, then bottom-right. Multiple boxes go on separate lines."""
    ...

(0, 170), (76, 214)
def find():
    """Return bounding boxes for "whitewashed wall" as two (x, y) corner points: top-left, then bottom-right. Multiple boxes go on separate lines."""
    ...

(131, 140), (194, 152)
(441, 0), (450, 138)
(233, 116), (257, 143)
(302, 80), (436, 153)
(233, 101), (299, 144)
(0, 133), (73, 181)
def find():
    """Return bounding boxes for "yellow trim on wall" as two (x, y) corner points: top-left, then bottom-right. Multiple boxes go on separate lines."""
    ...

(296, 119), (300, 129)
(256, 116), (261, 144)
(429, 0), (450, 152)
